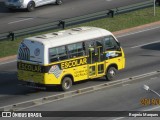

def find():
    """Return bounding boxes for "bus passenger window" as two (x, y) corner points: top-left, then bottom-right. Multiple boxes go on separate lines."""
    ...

(68, 42), (85, 58)
(49, 46), (67, 62)
(88, 41), (95, 53)
(104, 36), (119, 50)
(57, 46), (68, 60)
(49, 48), (58, 62)
(96, 40), (103, 53)
(96, 40), (104, 62)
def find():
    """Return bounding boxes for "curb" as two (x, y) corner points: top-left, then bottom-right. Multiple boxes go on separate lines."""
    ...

(113, 21), (160, 36)
(0, 55), (17, 63)
(1, 21), (160, 63)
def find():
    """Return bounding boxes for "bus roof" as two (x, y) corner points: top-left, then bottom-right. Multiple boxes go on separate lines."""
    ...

(24, 27), (113, 48)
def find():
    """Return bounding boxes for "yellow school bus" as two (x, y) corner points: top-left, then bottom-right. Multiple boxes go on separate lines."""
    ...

(17, 27), (125, 91)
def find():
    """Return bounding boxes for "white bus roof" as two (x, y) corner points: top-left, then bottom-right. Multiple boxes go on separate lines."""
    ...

(24, 27), (113, 48)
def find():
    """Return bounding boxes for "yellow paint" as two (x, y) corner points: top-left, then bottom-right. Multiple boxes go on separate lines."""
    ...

(61, 58), (87, 69)
(17, 49), (125, 86)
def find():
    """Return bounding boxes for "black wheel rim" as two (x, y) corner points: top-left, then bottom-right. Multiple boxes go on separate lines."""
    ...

(29, 3), (34, 11)
(109, 69), (115, 78)
(57, 0), (62, 4)
(64, 80), (71, 90)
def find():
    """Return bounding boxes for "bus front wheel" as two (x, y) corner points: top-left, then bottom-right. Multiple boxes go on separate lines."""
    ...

(105, 67), (117, 81)
(61, 77), (72, 91)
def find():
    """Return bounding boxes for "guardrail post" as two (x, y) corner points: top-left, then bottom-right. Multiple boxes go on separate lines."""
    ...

(58, 20), (65, 29)
(107, 10), (114, 18)
(7, 32), (15, 41)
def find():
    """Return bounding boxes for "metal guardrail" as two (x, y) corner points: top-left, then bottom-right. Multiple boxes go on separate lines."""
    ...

(0, 0), (155, 41)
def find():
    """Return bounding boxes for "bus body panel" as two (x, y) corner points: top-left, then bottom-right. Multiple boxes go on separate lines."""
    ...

(17, 27), (125, 89)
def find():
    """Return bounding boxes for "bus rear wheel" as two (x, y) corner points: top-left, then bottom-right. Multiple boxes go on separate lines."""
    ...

(27, 1), (35, 12)
(56, 0), (62, 5)
(105, 67), (117, 81)
(61, 77), (72, 91)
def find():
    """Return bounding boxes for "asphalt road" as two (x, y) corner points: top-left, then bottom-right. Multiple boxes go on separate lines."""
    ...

(22, 72), (160, 120)
(0, 0), (147, 33)
(0, 24), (160, 109)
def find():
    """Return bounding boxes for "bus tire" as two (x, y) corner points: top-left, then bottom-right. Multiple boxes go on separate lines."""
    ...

(56, 0), (62, 5)
(61, 77), (72, 91)
(105, 67), (117, 81)
(27, 1), (35, 12)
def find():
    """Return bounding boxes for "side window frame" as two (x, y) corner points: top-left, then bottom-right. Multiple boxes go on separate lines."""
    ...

(67, 42), (86, 58)
(49, 45), (68, 63)
(103, 35), (120, 51)
(85, 39), (97, 56)
(95, 38), (104, 54)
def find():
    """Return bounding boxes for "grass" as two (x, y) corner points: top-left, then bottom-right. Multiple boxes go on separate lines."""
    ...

(0, 7), (160, 58)
(74, 7), (160, 31)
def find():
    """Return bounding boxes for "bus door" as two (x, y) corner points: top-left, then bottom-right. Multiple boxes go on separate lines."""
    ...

(87, 39), (105, 78)
(96, 40), (105, 76)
